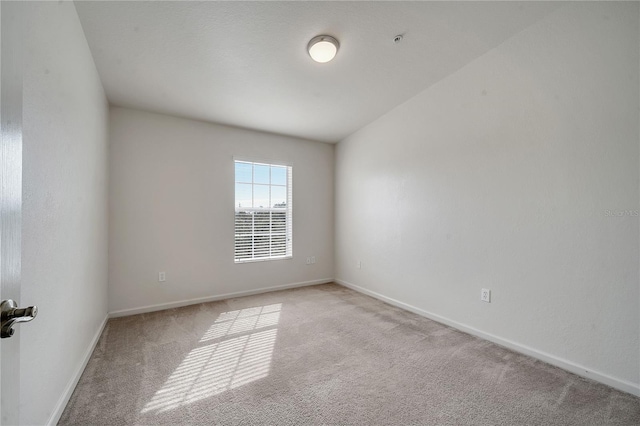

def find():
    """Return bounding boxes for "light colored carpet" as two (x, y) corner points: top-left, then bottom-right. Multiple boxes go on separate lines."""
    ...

(59, 283), (640, 425)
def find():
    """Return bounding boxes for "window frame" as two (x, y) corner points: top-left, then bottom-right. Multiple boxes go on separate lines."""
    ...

(233, 158), (293, 263)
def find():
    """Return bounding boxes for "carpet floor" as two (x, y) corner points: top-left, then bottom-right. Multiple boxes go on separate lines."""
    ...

(59, 283), (640, 425)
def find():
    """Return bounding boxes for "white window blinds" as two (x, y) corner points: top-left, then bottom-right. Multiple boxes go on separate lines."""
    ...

(234, 160), (292, 262)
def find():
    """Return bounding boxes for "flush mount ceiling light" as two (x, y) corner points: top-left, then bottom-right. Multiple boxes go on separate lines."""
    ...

(307, 35), (339, 63)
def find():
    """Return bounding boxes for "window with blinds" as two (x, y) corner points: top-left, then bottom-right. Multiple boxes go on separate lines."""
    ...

(234, 160), (292, 262)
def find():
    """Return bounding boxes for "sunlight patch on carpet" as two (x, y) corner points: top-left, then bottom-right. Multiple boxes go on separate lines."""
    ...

(141, 304), (281, 414)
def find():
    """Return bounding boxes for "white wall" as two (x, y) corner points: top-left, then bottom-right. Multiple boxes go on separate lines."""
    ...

(21, 1), (109, 425)
(108, 107), (334, 313)
(335, 2), (639, 394)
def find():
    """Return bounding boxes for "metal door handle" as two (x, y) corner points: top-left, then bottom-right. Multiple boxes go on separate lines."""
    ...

(1, 299), (37, 338)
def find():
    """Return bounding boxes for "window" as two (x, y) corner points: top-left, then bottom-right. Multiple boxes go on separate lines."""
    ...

(234, 160), (292, 262)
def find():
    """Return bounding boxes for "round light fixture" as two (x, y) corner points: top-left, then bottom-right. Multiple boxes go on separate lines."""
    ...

(307, 35), (339, 63)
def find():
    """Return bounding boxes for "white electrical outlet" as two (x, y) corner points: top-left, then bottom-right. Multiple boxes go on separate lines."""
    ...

(159, 272), (166, 282)
(357, 261), (362, 269)
(481, 288), (491, 303)
(306, 257), (311, 265)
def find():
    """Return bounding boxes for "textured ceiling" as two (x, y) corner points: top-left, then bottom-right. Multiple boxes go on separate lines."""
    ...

(75, 1), (560, 143)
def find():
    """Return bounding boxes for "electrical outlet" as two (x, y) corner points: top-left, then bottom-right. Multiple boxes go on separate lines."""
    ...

(306, 257), (311, 265)
(159, 272), (166, 282)
(357, 261), (361, 269)
(481, 288), (491, 303)
(311, 256), (316, 264)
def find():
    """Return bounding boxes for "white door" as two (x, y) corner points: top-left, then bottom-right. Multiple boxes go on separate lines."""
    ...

(1, 3), (34, 425)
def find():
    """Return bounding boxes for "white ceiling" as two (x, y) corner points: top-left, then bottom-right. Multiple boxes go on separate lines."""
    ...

(75, 1), (560, 143)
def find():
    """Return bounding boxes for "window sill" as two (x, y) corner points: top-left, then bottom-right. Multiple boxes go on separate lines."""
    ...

(234, 256), (293, 264)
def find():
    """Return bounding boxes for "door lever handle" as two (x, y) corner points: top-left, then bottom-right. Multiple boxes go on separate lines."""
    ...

(1, 299), (37, 338)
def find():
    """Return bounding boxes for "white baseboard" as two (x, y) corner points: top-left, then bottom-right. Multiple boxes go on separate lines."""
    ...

(335, 279), (640, 398)
(47, 314), (109, 426)
(108, 278), (334, 318)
